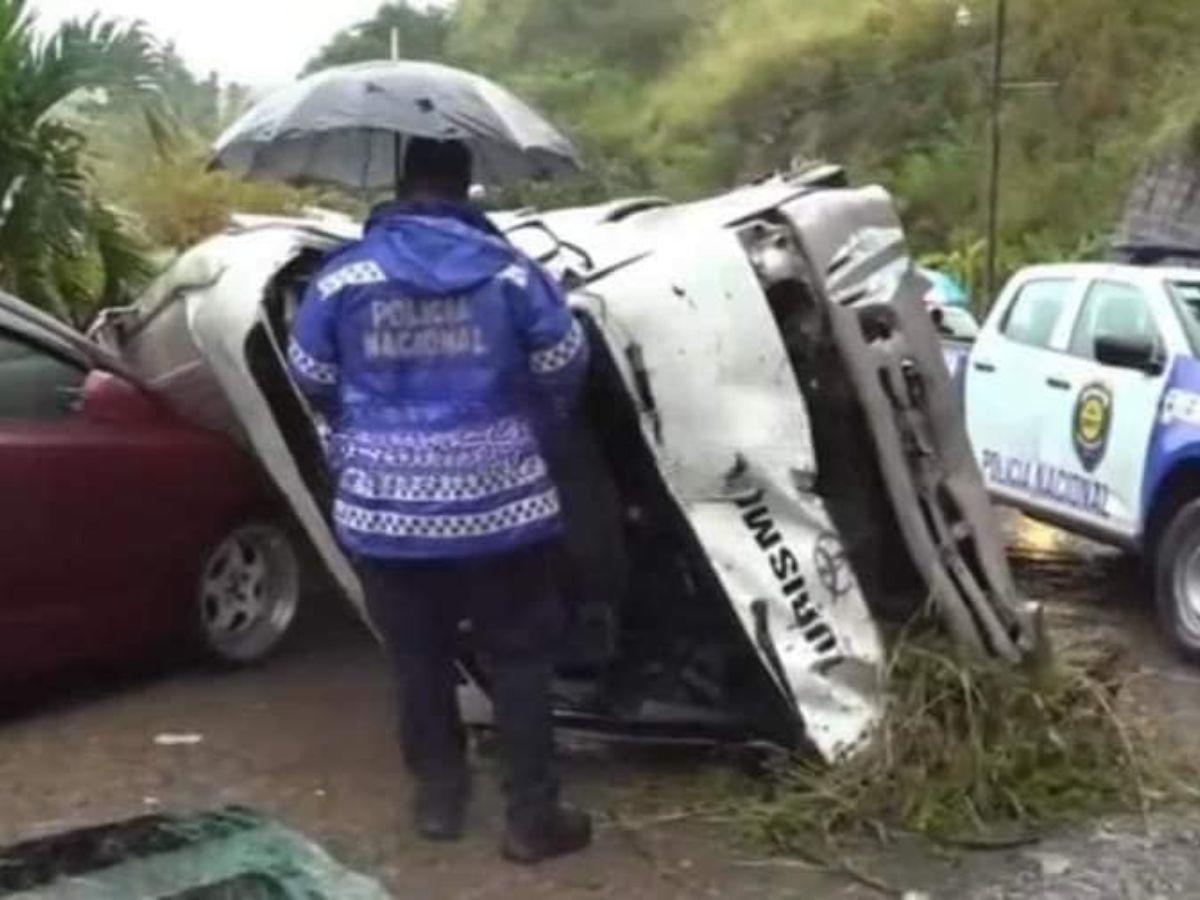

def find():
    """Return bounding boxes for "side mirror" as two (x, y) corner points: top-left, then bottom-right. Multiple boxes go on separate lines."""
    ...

(1094, 333), (1162, 374)
(81, 370), (164, 425)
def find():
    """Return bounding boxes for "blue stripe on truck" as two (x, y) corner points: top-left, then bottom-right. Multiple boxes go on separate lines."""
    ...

(1140, 355), (1200, 530)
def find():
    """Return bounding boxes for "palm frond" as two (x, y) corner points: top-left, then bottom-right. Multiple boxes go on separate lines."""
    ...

(0, 0), (162, 323)
(16, 12), (161, 127)
(0, 227), (71, 323)
(0, 0), (33, 89)
(1, 121), (89, 248)
(87, 201), (155, 310)
(142, 101), (191, 163)
(0, 124), (89, 323)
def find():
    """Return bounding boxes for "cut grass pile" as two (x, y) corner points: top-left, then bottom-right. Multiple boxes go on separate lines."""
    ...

(743, 624), (1200, 855)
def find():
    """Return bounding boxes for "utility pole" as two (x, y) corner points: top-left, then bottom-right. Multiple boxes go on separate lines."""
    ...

(984, 0), (1007, 307)
(391, 27), (402, 195)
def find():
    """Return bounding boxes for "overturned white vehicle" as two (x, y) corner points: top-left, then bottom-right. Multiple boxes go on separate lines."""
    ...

(91, 168), (1033, 761)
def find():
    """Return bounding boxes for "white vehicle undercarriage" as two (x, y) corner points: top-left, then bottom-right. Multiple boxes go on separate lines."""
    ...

(90, 167), (1035, 761)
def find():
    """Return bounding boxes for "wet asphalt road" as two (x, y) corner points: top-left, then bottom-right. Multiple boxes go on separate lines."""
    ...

(0, 514), (1198, 899)
(0, 599), (853, 899)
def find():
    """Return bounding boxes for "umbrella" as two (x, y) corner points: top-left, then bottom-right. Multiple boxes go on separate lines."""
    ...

(210, 60), (581, 192)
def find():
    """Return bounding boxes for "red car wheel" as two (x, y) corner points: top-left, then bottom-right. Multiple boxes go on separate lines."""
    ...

(196, 521), (301, 665)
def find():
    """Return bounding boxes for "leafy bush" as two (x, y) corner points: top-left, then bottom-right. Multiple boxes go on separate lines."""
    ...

(304, 1), (451, 74)
(95, 113), (311, 252)
(742, 626), (1197, 855)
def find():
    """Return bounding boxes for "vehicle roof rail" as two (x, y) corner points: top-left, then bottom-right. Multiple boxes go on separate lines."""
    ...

(603, 198), (671, 223)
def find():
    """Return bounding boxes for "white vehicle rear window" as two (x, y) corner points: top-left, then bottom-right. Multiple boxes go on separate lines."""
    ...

(1000, 278), (1073, 349)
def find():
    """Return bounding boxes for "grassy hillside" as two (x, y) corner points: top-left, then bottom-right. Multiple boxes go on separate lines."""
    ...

(441, 0), (1200, 295)
(81, 0), (1200, 304)
(653, 0), (1200, 280)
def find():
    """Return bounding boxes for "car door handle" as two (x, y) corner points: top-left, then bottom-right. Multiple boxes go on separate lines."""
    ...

(973, 361), (996, 373)
(1045, 376), (1071, 391)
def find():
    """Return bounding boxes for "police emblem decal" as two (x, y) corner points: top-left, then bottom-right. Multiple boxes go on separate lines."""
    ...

(1072, 382), (1113, 473)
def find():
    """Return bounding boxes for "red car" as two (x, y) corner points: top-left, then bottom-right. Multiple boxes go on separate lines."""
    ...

(0, 292), (302, 683)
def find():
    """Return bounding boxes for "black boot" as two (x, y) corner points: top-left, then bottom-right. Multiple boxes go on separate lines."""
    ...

(502, 805), (592, 864)
(413, 781), (468, 841)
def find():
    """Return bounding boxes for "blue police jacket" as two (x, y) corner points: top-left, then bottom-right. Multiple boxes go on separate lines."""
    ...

(287, 200), (589, 560)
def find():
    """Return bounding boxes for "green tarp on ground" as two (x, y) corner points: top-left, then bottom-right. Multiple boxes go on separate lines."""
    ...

(0, 808), (390, 899)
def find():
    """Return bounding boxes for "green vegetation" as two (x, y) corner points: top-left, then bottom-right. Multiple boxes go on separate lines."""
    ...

(0, 3), (307, 322)
(85, 46), (312, 256)
(91, 107), (310, 253)
(311, 0), (1200, 300)
(16, 0), (1200, 318)
(741, 625), (1197, 856)
(304, 1), (451, 74)
(0, 0), (160, 324)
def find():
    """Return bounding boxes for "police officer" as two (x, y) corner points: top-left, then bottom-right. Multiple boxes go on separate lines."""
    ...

(288, 137), (591, 863)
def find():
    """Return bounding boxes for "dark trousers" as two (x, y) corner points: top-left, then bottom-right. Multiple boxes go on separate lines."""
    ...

(357, 543), (564, 827)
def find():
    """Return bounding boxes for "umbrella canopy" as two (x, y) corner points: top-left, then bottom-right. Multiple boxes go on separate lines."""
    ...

(211, 61), (581, 191)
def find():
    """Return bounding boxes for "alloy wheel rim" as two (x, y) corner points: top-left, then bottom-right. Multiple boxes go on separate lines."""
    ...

(200, 525), (298, 660)
(1173, 538), (1200, 642)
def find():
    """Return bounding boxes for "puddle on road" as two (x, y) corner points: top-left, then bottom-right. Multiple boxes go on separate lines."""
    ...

(1000, 513), (1200, 793)
(1003, 513), (1138, 611)
(1002, 513), (1197, 705)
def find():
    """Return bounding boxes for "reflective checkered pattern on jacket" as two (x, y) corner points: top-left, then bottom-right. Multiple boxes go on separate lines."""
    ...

(330, 418), (538, 471)
(288, 340), (338, 385)
(531, 319), (585, 375)
(316, 260), (387, 300)
(340, 456), (548, 503)
(334, 489), (561, 540)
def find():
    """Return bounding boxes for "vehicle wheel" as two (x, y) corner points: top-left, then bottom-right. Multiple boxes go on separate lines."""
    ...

(1153, 498), (1200, 663)
(195, 521), (301, 665)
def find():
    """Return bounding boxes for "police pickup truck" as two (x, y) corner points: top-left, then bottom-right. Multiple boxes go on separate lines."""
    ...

(950, 263), (1200, 659)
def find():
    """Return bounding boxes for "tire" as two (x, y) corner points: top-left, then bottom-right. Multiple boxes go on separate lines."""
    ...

(194, 520), (301, 666)
(1153, 497), (1200, 663)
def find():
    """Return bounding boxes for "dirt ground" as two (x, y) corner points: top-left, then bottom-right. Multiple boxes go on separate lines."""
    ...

(0, 600), (858, 899)
(2, 513), (1199, 899)
(902, 514), (1200, 900)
